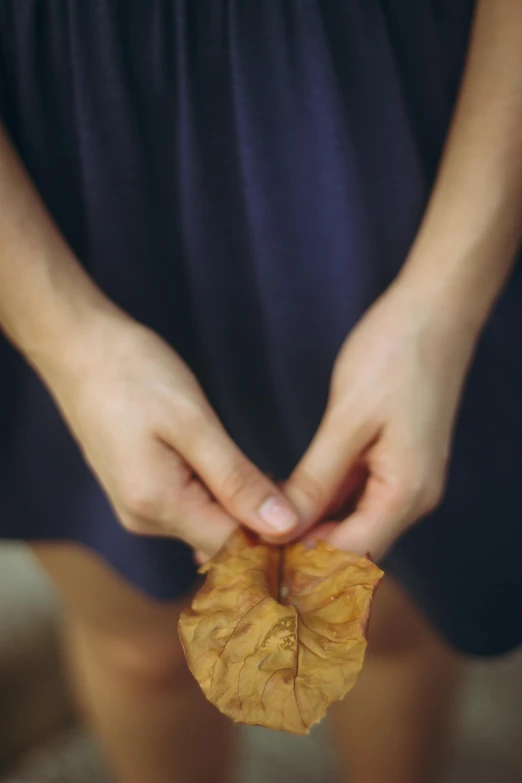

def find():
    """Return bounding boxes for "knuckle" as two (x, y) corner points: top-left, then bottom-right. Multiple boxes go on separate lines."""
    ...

(394, 468), (444, 516)
(173, 396), (213, 438)
(120, 480), (160, 521)
(389, 471), (424, 512)
(387, 481), (412, 514)
(119, 512), (149, 536)
(290, 467), (329, 512)
(418, 476), (445, 515)
(219, 461), (263, 508)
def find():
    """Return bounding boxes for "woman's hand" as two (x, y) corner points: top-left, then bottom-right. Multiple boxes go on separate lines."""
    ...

(41, 314), (299, 556)
(285, 0), (522, 560)
(0, 127), (299, 556)
(285, 280), (478, 560)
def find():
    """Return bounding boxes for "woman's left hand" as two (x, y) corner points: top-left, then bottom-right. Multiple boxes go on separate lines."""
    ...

(285, 0), (522, 560)
(284, 278), (479, 560)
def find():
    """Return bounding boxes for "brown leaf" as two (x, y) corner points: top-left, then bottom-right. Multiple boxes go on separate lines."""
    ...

(179, 529), (383, 734)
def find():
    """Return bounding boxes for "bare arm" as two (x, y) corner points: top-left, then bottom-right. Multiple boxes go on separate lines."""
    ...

(286, 0), (522, 557)
(400, 0), (522, 333)
(0, 123), (298, 549)
(0, 124), (119, 375)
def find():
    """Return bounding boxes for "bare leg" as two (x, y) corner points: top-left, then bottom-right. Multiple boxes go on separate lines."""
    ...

(330, 576), (461, 783)
(31, 543), (235, 783)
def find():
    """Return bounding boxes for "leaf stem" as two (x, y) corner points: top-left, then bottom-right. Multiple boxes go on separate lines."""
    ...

(277, 545), (286, 604)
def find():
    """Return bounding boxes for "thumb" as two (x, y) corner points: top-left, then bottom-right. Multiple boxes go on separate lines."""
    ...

(176, 413), (300, 540)
(284, 408), (375, 533)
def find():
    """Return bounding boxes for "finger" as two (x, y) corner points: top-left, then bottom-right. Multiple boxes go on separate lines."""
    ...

(176, 500), (238, 555)
(284, 408), (375, 533)
(325, 474), (415, 561)
(124, 499), (237, 557)
(116, 444), (239, 554)
(298, 522), (339, 548)
(283, 463), (366, 517)
(173, 414), (300, 539)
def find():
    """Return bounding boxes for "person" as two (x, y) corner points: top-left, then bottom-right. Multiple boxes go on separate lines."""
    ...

(1, 1), (521, 782)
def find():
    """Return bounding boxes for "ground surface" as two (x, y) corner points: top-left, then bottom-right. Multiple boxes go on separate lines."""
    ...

(1, 544), (521, 783)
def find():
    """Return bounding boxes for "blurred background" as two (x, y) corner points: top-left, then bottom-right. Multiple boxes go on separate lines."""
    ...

(1, 541), (521, 783)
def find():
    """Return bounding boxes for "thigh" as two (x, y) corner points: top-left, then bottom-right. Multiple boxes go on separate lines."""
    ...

(366, 575), (451, 657)
(30, 542), (192, 651)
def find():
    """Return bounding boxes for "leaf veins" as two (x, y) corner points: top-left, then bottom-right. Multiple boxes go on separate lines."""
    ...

(179, 529), (383, 734)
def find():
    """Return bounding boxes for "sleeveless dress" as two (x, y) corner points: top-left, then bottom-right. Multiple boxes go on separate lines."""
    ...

(1, 1), (521, 656)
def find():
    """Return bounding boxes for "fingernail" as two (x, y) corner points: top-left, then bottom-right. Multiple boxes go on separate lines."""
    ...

(258, 497), (298, 532)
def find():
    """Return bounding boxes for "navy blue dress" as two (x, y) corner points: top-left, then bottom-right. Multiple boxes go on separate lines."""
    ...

(1, 1), (521, 656)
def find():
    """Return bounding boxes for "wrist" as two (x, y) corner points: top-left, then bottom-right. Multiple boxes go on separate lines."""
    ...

(21, 281), (132, 383)
(388, 270), (485, 362)
(395, 238), (516, 342)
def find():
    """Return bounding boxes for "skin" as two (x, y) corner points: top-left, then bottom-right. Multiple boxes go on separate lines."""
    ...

(285, 0), (522, 559)
(31, 542), (236, 783)
(330, 576), (461, 783)
(1, 3), (522, 563)
(0, 2), (521, 782)
(0, 124), (300, 554)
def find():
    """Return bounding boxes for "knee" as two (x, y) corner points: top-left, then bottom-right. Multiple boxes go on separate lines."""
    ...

(76, 621), (193, 693)
(366, 577), (452, 660)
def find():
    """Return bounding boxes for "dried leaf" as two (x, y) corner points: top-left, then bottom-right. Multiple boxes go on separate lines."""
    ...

(179, 529), (383, 734)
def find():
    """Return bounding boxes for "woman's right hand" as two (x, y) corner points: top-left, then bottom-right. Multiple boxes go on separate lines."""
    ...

(0, 125), (297, 556)
(38, 312), (299, 556)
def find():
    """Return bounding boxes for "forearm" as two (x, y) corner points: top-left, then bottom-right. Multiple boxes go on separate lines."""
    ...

(400, 0), (522, 334)
(0, 123), (120, 375)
